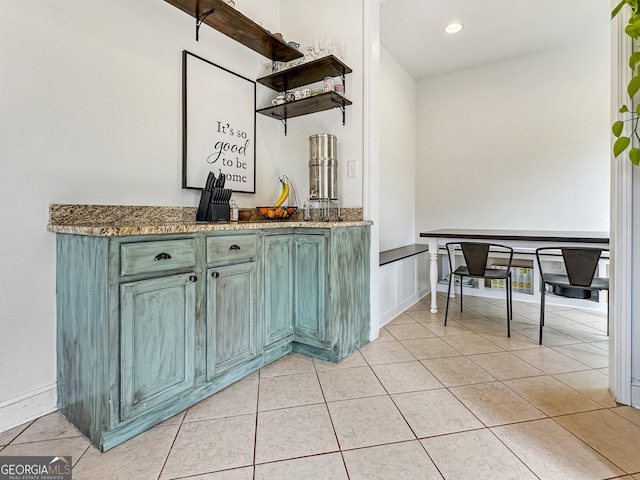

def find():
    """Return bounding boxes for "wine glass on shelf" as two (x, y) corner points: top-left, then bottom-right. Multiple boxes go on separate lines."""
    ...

(313, 34), (328, 58)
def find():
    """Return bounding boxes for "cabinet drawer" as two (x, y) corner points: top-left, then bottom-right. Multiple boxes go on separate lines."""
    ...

(120, 239), (196, 276)
(207, 234), (257, 264)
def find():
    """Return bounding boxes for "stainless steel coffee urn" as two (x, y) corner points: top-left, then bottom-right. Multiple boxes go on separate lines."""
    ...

(309, 134), (337, 200)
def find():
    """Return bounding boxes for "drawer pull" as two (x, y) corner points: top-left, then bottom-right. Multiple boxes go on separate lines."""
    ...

(154, 252), (172, 261)
(189, 275), (198, 282)
(211, 272), (220, 278)
(229, 245), (241, 251)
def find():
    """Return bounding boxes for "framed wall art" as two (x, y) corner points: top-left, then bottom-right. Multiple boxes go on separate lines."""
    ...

(182, 50), (256, 193)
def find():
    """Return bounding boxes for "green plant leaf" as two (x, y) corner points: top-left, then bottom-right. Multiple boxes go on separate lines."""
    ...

(613, 120), (625, 137)
(630, 148), (640, 165)
(614, 136), (631, 157)
(628, 75), (640, 97)
(630, 52), (640, 71)
(625, 20), (640, 38)
(636, 104), (640, 114)
(612, 0), (626, 18)
(621, 104), (630, 113)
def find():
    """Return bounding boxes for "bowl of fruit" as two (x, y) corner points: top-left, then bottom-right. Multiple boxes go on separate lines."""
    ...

(256, 206), (298, 220)
(256, 175), (299, 221)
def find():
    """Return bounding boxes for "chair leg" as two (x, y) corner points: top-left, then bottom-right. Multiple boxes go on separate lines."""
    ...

(607, 295), (610, 337)
(539, 284), (546, 345)
(506, 273), (511, 337)
(444, 274), (453, 326)
(459, 276), (464, 312)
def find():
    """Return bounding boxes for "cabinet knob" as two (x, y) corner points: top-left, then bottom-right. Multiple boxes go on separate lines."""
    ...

(211, 272), (220, 278)
(229, 244), (241, 251)
(189, 275), (198, 282)
(154, 252), (172, 261)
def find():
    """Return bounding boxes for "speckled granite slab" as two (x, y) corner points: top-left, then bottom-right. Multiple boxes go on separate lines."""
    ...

(48, 204), (369, 237)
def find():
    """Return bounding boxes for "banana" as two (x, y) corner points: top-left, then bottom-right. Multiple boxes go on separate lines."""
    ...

(274, 178), (289, 207)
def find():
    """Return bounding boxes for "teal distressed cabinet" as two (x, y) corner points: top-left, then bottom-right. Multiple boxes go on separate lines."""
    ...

(55, 224), (369, 452)
(205, 233), (258, 380)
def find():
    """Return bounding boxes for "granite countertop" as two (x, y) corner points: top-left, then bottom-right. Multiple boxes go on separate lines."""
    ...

(47, 204), (372, 237)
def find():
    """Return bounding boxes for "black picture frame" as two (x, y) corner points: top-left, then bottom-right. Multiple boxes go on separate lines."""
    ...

(182, 50), (256, 193)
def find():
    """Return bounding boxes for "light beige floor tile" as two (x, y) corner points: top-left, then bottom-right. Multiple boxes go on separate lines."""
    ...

(492, 418), (623, 480)
(454, 317), (506, 333)
(314, 351), (368, 370)
(442, 334), (505, 355)
(479, 331), (541, 351)
(511, 302), (540, 315)
(386, 323), (435, 340)
(12, 412), (81, 444)
(259, 372), (324, 410)
(317, 366), (385, 401)
(74, 425), (178, 480)
(611, 406), (640, 428)
(387, 313), (419, 325)
(406, 300), (429, 311)
(422, 428), (536, 480)
(499, 315), (537, 331)
(554, 308), (607, 324)
(0, 436), (89, 466)
(259, 352), (315, 377)
(511, 348), (591, 374)
(370, 361), (443, 394)
(518, 327), (583, 346)
(519, 311), (577, 327)
(551, 324), (608, 343)
(581, 320), (609, 333)
(400, 338), (461, 360)
(589, 340), (609, 352)
(255, 453), (347, 480)
(158, 410), (186, 426)
(369, 327), (397, 344)
(160, 414), (255, 479)
(186, 374), (258, 422)
(255, 404), (338, 463)
(327, 396), (414, 449)
(468, 304), (512, 318)
(343, 440), (443, 480)
(392, 389), (483, 437)
(422, 321), (473, 336)
(182, 467), (254, 479)
(359, 341), (415, 365)
(448, 295), (491, 307)
(0, 422), (30, 446)
(556, 409), (640, 473)
(597, 367), (609, 376)
(553, 370), (616, 407)
(467, 352), (544, 380)
(450, 382), (546, 426)
(441, 307), (486, 321)
(421, 356), (496, 387)
(551, 343), (609, 369)
(504, 376), (601, 416)
(406, 309), (443, 323)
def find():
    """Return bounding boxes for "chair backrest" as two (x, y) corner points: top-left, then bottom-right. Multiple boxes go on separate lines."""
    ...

(461, 243), (490, 276)
(536, 247), (608, 287)
(562, 248), (603, 287)
(445, 242), (514, 276)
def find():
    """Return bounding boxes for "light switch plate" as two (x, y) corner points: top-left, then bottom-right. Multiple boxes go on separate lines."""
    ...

(348, 160), (358, 178)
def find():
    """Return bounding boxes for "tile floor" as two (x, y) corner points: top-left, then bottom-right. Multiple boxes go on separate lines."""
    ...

(2, 294), (640, 479)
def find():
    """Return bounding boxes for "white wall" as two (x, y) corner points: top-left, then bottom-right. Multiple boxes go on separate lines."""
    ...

(278, 0), (364, 208)
(0, 0), (365, 429)
(379, 46), (416, 251)
(415, 37), (611, 234)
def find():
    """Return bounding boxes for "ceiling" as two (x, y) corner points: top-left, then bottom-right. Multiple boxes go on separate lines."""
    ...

(380, 0), (610, 80)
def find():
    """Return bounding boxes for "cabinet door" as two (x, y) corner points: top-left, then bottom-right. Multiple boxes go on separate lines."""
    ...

(294, 234), (327, 342)
(120, 273), (196, 421)
(263, 235), (294, 345)
(206, 262), (257, 380)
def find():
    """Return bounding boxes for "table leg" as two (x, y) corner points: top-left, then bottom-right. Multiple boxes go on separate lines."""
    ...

(429, 238), (439, 313)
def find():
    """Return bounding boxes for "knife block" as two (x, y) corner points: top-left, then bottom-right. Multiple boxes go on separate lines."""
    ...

(196, 187), (231, 222)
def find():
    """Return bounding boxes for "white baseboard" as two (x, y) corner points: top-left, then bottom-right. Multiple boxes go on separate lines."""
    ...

(0, 383), (57, 433)
(379, 287), (429, 327)
(632, 384), (640, 409)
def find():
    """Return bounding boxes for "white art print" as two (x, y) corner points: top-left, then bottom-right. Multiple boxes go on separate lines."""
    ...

(182, 51), (256, 193)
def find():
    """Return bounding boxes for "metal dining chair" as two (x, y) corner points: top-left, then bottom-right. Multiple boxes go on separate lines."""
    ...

(444, 242), (514, 337)
(535, 247), (609, 345)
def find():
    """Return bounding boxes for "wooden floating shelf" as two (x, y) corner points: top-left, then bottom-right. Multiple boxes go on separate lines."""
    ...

(164, 0), (303, 62)
(257, 55), (352, 92)
(257, 92), (352, 120)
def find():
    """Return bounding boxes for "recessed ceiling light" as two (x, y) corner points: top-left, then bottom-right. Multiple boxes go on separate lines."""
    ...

(444, 22), (463, 34)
